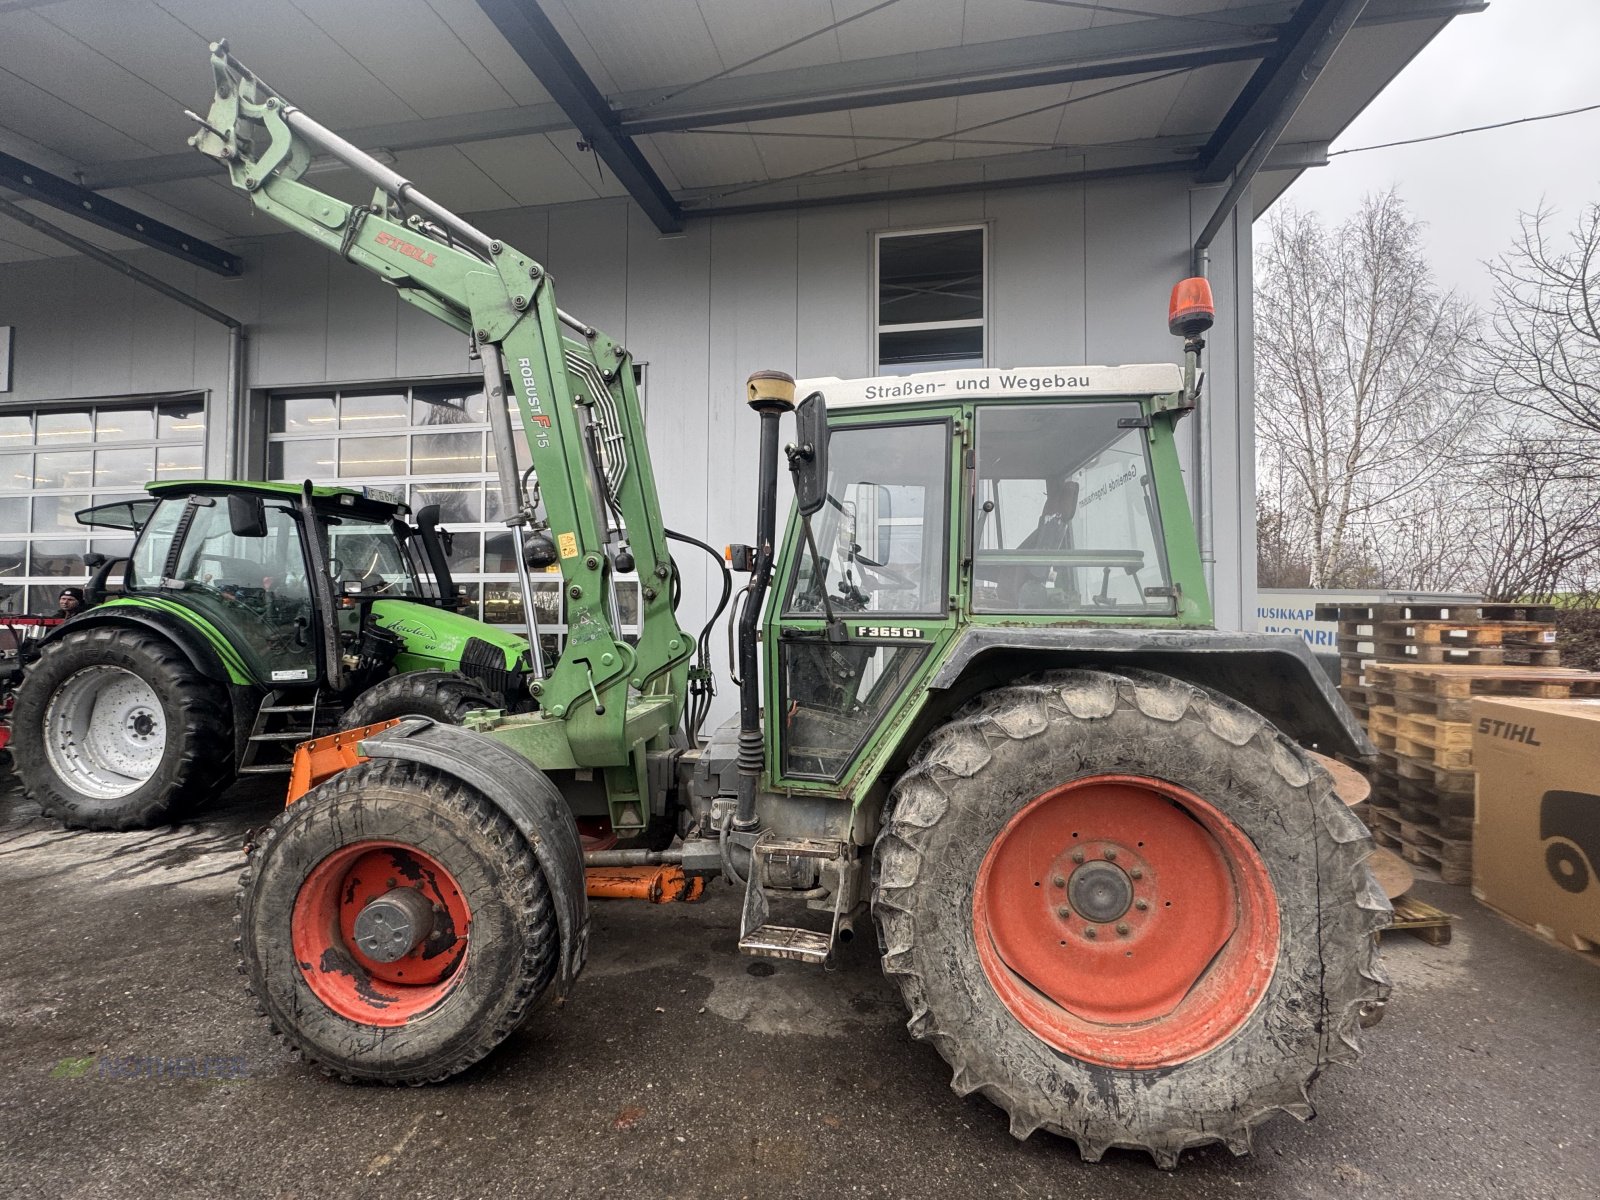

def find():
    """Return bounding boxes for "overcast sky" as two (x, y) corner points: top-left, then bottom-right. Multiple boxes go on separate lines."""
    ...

(1269, 0), (1600, 304)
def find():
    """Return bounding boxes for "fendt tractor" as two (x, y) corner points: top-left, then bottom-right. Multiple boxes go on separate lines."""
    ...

(11, 480), (532, 828)
(182, 44), (1387, 1167)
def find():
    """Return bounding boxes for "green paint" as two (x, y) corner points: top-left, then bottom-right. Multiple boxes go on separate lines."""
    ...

(369, 599), (530, 673)
(97, 596), (253, 684)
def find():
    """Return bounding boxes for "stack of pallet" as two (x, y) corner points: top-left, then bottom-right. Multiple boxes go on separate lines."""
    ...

(1316, 601), (1600, 884)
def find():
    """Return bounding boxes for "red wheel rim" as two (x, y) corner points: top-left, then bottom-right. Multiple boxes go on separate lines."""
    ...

(290, 841), (471, 1027)
(972, 774), (1279, 1068)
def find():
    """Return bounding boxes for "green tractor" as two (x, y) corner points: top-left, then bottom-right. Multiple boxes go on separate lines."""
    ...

(10, 479), (534, 829)
(188, 45), (1387, 1167)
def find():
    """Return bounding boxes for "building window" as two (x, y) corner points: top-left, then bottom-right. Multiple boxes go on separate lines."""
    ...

(875, 225), (986, 374)
(264, 378), (641, 654)
(0, 395), (205, 615)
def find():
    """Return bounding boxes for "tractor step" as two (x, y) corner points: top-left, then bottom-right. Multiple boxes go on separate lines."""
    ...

(258, 703), (320, 714)
(737, 834), (854, 966)
(248, 731), (316, 742)
(237, 763), (292, 775)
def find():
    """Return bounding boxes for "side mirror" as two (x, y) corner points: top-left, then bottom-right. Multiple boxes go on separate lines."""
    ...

(228, 492), (268, 538)
(788, 391), (830, 517)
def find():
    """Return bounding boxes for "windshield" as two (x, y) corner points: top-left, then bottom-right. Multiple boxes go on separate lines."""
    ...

(325, 514), (419, 597)
(972, 402), (1173, 614)
(786, 421), (949, 618)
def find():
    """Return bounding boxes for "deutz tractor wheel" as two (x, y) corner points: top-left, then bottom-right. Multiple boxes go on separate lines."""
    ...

(11, 627), (233, 830)
(237, 757), (558, 1083)
(343, 669), (498, 728)
(873, 669), (1390, 1168)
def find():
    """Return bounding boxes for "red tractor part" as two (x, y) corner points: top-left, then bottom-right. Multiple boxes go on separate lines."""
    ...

(972, 773), (1279, 1070)
(586, 864), (704, 903)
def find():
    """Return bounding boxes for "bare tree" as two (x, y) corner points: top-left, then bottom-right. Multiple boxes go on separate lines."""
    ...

(1482, 202), (1600, 451)
(1255, 190), (1478, 588)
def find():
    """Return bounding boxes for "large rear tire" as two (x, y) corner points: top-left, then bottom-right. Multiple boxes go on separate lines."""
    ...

(11, 626), (233, 830)
(342, 669), (497, 728)
(237, 757), (558, 1083)
(872, 669), (1390, 1168)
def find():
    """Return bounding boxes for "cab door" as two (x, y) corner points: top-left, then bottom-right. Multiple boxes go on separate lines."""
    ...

(765, 409), (963, 798)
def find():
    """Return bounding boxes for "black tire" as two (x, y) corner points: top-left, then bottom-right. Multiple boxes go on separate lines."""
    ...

(872, 669), (1391, 1168)
(1545, 840), (1591, 894)
(237, 757), (559, 1083)
(343, 669), (497, 728)
(11, 626), (233, 830)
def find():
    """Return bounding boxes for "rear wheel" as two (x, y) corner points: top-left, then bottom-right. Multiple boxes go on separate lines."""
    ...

(237, 757), (558, 1083)
(11, 626), (233, 829)
(873, 669), (1390, 1168)
(342, 669), (497, 728)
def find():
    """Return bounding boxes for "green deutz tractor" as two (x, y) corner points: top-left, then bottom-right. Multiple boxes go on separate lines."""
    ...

(11, 480), (533, 829)
(190, 46), (1388, 1167)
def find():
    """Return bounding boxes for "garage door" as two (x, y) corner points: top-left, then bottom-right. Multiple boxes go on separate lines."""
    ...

(0, 395), (205, 615)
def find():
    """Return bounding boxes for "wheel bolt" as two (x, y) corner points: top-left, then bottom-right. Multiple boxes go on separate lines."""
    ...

(1071, 848), (1085, 864)
(1103, 847), (1118, 862)
(1129, 866), (1143, 879)
(1135, 899), (1149, 911)
(1116, 922), (1131, 936)
(1083, 927), (1097, 939)
(1057, 905), (1071, 918)
(1052, 875), (1066, 888)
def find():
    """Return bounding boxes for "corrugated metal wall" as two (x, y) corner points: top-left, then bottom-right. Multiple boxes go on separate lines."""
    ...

(0, 175), (1253, 725)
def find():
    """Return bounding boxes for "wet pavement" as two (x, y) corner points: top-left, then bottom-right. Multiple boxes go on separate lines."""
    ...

(1, 768), (1596, 1199)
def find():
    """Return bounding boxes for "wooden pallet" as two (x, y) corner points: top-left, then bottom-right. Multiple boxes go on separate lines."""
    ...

(1389, 620), (1558, 648)
(1384, 893), (1454, 946)
(1316, 602), (1484, 623)
(1365, 662), (1600, 701)
(1371, 641), (1562, 667)
(1395, 821), (1472, 885)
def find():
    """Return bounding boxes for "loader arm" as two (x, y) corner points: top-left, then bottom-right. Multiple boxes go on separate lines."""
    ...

(188, 42), (690, 759)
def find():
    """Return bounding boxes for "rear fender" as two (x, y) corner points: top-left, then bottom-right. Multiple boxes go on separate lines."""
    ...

(927, 628), (1373, 760)
(43, 606), (242, 686)
(355, 719), (589, 993)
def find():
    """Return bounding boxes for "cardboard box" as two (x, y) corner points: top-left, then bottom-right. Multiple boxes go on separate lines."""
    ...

(1471, 697), (1600, 956)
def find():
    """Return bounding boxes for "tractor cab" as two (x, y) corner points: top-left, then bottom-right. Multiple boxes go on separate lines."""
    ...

(76, 480), (463, 689)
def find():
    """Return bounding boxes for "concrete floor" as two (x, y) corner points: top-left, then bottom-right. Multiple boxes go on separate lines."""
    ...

(1, 769), (1596, 1200)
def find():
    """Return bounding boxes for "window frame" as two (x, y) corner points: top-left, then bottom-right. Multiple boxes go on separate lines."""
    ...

(872, 223), (989, 375)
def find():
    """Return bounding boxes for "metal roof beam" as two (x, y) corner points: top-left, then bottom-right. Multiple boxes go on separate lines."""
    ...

(1195, 0), (1370, 185)
(617, 4), (1285, 134)
(0, 150), (239, 275)
(474, 0), (681, 234)
(84, 101), (572, 190)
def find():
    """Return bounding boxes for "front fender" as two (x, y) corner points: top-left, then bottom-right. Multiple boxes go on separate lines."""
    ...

(356, 719), (589, 994)
(929, 627), (1374, 760)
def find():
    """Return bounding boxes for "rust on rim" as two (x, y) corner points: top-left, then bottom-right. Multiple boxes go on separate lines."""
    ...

(290, 841), (471, 1027)
(972, 774), (1279, 1069)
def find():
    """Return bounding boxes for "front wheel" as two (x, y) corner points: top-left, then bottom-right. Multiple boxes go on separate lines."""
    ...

(342, 669), (498, 728)
(11, 626), (233, 829)
(237, 758), (558, 1083)
(872, 669), (1390, 1168)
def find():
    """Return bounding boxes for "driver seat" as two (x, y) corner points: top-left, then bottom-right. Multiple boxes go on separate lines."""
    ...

(1002, 478), (1079, 609)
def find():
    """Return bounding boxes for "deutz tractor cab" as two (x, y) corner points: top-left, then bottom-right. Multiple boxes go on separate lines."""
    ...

(11, 479), (534, 829)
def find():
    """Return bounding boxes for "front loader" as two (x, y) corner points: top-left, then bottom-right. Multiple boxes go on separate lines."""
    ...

(192, 44), (1389, 1168)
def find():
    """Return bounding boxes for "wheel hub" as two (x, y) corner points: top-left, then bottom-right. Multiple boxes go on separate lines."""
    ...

(1066, 860), (1133, 923)
(352, 887), (437, 963)
(972, 774), (1280, 1069)
(290, 842), (471, 1027)
(43, 666), (166, 799)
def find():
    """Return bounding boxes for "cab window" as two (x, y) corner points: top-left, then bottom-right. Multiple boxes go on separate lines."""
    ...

(786, 421), (949, 618)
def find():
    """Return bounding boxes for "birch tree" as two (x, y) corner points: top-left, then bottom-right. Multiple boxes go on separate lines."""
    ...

(1254, 191), (1478, 587)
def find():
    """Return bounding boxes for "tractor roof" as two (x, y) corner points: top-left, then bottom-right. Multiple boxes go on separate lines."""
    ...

(145, 480), (407, 519)
(798, 364), (1183, 411)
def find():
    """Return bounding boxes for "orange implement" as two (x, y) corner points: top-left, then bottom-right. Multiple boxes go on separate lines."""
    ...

(585, 865), (705, 904)
(285, 719), (403, 806)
